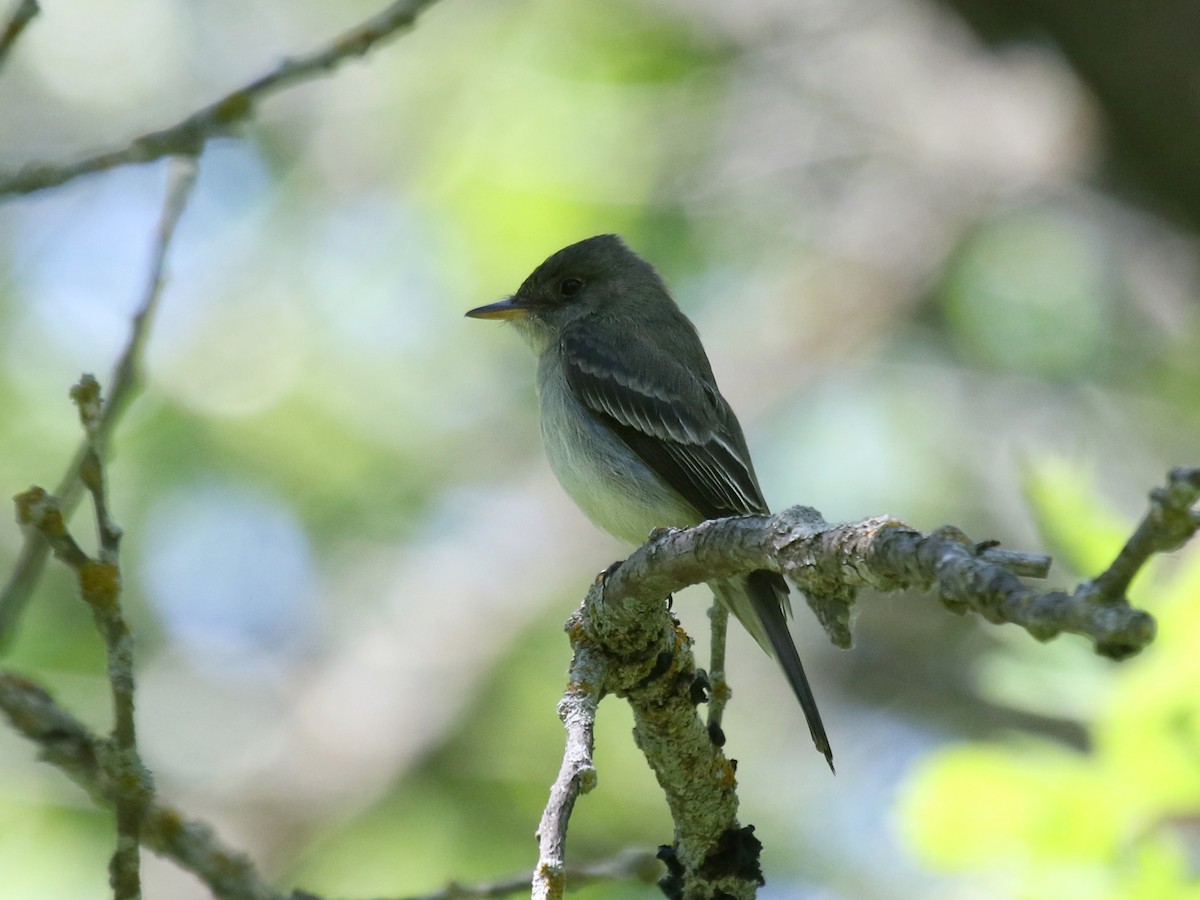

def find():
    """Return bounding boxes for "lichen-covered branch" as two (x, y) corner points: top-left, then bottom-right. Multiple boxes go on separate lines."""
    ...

(0, 156), (198, 648)
(0, 0), (442, 197)
(14, 376), (151, 898)
(543, 573), (763, 899)
(603, 487), (1168, 659)
(540, 472), (1190, 897)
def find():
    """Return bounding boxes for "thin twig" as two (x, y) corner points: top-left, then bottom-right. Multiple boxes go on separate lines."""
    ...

(14, 376), (149, 898)
(72, 375), (123, 564)
(0, 0), (443, 197)
(533, 620), (605, 900)
(0, 156), (199, 648)
(977, 546), (1052, 578)
(401, 850), (660, 900)
(1081, 466), (1200, 603)
(705, 601), (730, 735)
(0, 0), (38, 74)
(75, 375), (146, 897)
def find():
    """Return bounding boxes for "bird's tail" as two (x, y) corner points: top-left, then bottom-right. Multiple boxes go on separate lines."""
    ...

(712, 570), (834, 772)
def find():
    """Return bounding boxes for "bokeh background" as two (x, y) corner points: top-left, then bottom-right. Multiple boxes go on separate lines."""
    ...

(1, 0), (1198, 898)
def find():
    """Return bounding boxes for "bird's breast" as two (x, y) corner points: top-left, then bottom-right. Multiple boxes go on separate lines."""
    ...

(536, 353), (699, 544)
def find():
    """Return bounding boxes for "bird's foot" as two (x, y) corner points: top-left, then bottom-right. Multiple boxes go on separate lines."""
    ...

(595, 560), (623, 585)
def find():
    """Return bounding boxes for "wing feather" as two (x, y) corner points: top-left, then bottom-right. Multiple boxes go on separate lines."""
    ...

(560, 324), (767, 518)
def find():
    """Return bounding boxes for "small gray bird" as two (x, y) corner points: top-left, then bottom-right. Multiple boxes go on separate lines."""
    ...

(467, 234), (832, 771)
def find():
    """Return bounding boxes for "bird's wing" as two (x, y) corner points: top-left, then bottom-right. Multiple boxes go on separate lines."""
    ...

(561, 324), (833, 769)
(560, 323), (767, 519)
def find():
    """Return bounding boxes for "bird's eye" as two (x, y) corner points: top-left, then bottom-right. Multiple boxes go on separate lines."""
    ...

(559, 277), (584, 297)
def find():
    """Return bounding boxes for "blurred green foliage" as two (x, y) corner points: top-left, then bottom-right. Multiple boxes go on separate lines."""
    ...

(899, 468), (1200, 899)
(940, 211), (1118, 379)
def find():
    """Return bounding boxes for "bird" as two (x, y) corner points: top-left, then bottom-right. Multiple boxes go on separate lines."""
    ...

(466, 234), (832, 771)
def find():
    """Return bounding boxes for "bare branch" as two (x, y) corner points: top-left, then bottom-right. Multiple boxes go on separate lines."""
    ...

(704, 601), (731, 737)
(0, 0), (38, 73)
(533, 637), (604, 900)
(0, 156), (199, 648)
(976, 545), (1052, 578)
(14, 376), (151, 898)
(107, 156), (200, 429)
(0, 0), (443, 197)
(12, 487), (89, 569)
(71, 374), (123, 564)
(1081, 466), (1200, 604)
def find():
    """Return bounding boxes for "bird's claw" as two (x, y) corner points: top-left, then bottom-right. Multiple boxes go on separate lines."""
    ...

(596, 560), (623, 585)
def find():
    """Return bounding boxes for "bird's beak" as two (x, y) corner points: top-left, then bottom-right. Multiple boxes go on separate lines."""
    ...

(465, 295), (533, 320)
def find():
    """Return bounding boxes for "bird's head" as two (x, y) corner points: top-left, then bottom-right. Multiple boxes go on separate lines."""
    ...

(466, 234), (670, 353)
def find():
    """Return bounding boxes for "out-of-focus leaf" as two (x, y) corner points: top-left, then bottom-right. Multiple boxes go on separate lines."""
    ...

(1022, 457), (1131, 576)
(939, 211), (1117, 379)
